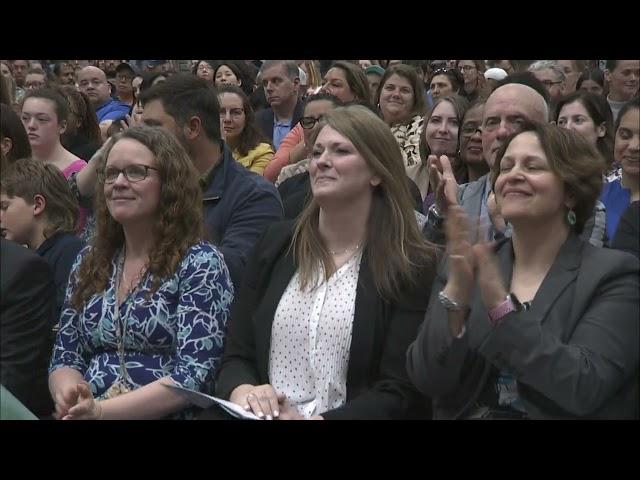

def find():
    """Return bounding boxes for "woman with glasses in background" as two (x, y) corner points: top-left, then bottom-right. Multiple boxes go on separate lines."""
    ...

(275, 93), (342, 218)
(218, 85), (274, 175)
(193, 60), (216, 83)
(455, 60), (486, 103)
(48, 126), (234, 420)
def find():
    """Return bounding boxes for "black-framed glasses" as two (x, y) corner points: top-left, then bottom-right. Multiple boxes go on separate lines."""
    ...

(300, 115), (323, 129)
(99, 164), (159, 184)
(461, 123), (483, 136)
(541, 80), (563, 87)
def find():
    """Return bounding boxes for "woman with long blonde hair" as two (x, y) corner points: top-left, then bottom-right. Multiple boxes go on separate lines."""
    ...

(214, 105), (437, 420)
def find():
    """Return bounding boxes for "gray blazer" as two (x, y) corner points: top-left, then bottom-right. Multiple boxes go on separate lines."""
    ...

(407, 234), (639, 419)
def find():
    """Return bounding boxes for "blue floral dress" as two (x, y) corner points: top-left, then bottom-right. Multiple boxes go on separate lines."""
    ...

(49, 241), (234, 419)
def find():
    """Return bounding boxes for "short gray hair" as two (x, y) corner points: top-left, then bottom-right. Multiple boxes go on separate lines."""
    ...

(259, 60), (300, 81)
(528, 60), (566, 83)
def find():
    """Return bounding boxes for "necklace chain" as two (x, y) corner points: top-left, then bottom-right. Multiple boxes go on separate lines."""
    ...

(328, 243), (361, 256)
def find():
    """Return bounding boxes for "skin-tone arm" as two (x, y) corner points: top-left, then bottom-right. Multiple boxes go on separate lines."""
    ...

(441, 206), (475, 336)
(288, 142), (308, 165)
(49, 367), (85, 419)
(74, 137), (114, 199)
(59, 376), (191, 420)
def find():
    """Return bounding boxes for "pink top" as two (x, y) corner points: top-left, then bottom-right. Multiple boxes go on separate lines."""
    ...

(62, 159), (88, 234)
(263, 124), (304, 182)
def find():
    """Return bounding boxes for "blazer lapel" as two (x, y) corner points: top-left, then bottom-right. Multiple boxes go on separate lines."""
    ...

(527, 233), (582, 325)
(346, 255), (379, 391)
(253, 243), (298, 383)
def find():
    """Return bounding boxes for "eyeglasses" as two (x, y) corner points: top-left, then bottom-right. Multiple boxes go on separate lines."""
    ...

(99, 164), (159, 184)
(300, 115), (324, 129)
(540, 80), (563, 87)
(461, 123), (482, 136)
(459, 65), (477, 72)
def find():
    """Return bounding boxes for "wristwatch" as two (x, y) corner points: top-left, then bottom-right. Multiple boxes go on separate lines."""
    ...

(488, 293), (525, 324)
(438, 290), (467, 311)
(428, 203), (445, 229)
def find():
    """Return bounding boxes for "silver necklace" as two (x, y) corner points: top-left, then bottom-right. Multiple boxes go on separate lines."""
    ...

(104, 247), (145, 399)
(328, 243), (361, 256)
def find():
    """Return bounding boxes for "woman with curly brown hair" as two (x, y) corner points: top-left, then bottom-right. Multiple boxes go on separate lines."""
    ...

(48, 126), (234, 420)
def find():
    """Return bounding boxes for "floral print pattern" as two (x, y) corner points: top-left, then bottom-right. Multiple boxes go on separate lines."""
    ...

(49, 242), (234, 417)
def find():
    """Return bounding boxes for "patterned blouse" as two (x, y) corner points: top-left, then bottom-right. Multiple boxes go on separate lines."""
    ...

(391, 115), (428, 198)
(391, 114), (424, 168)
(49, 242), (234, 417)
(269, 251), (362, 418)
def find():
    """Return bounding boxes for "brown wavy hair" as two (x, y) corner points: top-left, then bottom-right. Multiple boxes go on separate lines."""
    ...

(70, 126), (205, 309)
(491, 121), (605, 235)
(292, 105), (437, 301)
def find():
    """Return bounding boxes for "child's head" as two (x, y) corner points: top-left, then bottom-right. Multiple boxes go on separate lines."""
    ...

(0, 158), (78, 248)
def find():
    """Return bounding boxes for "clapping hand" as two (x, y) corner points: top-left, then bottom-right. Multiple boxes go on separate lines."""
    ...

(428, 154), (459, 215)
(473, 241), (508, 311)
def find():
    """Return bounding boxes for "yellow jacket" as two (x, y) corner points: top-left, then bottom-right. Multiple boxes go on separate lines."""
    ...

(233, 143), (274, 176)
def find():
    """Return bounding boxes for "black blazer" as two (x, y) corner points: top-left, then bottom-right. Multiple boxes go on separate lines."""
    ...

(216, 221), (434, 419)
(0, 239), (56, 417)
(255, 100), (305, 146)
(407, 234), (640, 419)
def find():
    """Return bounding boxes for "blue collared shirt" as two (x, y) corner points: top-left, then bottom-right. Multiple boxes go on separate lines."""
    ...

(273, 120), (292, 151)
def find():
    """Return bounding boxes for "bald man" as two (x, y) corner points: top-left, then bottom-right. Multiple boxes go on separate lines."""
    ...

(424, 81), (605, 247)
(77, 66), (130, 124)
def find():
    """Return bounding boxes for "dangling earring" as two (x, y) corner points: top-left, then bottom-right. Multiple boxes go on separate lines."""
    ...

(566, 207), (577, 226)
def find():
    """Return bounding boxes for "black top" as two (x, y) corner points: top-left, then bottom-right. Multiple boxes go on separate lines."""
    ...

(612, 201), (639, 259)
(36, 232), (86, 322)
(1, 239), (56, 417)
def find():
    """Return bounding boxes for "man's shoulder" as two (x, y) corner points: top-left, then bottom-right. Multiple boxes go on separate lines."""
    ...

(222, 154), (280, 199)
(0, 239), (52, 292)
(255, 107), (273, 120)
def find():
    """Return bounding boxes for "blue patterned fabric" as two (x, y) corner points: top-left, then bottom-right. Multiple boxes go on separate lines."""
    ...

(49, 241), (234, 418)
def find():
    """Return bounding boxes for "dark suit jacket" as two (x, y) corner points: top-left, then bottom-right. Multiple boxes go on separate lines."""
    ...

(202, 143), (283, 289)
(0, 239), (56, 417)
(36, 232), (85, 322)
(407, 233), (639, 419)
(612, 201), (639, 259)
(216, 221), (434, 419)
(255, 100), (304, 146)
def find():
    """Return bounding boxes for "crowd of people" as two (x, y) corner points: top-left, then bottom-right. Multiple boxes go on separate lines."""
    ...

(0, 58), (638, 420)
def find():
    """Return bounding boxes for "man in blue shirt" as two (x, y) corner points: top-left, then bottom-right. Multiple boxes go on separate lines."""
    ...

(77, 66), (130, 124)
(255, 60), (304, 151)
